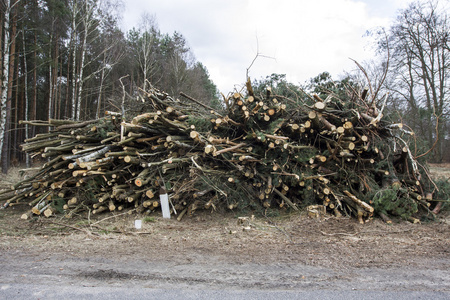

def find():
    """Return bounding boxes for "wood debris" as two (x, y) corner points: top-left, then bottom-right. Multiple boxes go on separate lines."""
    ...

(1, 83), (435, 223)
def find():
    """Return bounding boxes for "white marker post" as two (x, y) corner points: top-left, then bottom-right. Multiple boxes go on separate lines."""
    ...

(134, 219), (142, 229)
(159, 188), (171, 219)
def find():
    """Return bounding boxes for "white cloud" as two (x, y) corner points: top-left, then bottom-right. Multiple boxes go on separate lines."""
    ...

(121, 0), (408, 94)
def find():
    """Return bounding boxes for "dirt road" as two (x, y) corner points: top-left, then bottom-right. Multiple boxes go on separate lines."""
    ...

(1, 206), (449, 298)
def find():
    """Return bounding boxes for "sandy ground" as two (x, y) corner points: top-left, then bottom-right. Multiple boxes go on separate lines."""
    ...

(0, 204), (449, 292)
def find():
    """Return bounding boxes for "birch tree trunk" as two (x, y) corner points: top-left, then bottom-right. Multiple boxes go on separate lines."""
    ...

(76, 27), (87, 121)
(141, 33), (150, 92)
(96, 53), (106, 119)
(0, 0), (12, 164)
(1, 0), (18, 173)
(75, 0), (96, 121)
(136, 14), (158, 92)
(70, 0), (78, 120)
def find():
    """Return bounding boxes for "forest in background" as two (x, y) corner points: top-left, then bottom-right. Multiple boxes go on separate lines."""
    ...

(0, 0), (448, 174)
(0, 0), (220, 173)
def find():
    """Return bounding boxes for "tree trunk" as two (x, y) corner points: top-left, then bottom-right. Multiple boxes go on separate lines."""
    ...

(32, 32), (37, 137)
(48, 35), (53, 131)
(58, 52), (63, 119)
(76, 0), (93, 121)
(65, 43), (71, 119)
(75, 31), (86, 121)
(70, 0), (78, 120)
(0, 8), (3, 86)
(53, 34), (60, 120)
(0, 0), (12, 168)
(1, 0), (17, 173)
(22, 29), (30, 167)
(13, 47), (19, 165)
(96, 53), (106, 119)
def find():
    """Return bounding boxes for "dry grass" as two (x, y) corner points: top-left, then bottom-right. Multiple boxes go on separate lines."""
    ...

(0, 167), (24, 190)
(0, 164), (41, 190)
(429, 163), (450, 180)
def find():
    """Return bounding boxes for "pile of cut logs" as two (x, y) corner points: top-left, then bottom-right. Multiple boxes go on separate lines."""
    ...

(1, 82), (434, 223)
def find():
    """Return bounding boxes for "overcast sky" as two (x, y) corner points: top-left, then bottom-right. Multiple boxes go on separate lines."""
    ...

(121, 0), (412, 94)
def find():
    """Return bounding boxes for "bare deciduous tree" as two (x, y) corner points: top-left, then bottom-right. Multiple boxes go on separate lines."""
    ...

(383, 0), (449, 162)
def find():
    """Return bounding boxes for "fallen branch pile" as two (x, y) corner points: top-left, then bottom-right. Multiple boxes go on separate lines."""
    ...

(1, 83), (434, 223)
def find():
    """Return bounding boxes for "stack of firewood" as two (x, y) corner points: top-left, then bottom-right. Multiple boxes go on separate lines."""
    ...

(1, 82), (433, 223)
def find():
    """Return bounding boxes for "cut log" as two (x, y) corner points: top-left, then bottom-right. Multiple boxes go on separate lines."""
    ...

(343, 190), (374, 214)
(314, 102), (326, 111)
